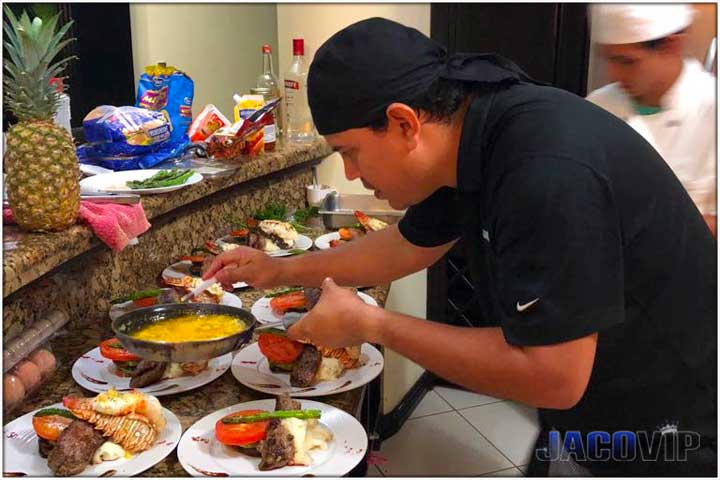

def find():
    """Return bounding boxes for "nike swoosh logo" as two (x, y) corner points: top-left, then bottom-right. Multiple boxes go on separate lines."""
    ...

(516, 298), (540, 312)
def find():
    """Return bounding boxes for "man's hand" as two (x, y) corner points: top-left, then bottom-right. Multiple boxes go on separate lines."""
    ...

(202, 247), (283, 289)
(287, 277), (377, 347)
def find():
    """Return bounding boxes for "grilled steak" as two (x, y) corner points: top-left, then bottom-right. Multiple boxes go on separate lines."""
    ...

(130, 360), (167, 388)
(38, 437), (54, 459)
(303, 288), (321, 310)
(47, 419), (104, 476)
(258, 419), (294, 471)
(248, 232), (266, 250)
(275, 393), (301, 411)
(290, 345), (322, 387)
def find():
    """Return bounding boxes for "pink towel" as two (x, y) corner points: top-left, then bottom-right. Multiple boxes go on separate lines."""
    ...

(3, 201), (151, 252)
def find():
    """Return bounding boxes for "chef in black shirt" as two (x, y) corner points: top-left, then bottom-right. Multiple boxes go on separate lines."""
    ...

(205, 18), (716, 476)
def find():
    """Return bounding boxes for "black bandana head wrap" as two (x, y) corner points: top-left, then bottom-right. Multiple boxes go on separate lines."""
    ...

(308, 17), (540, 135)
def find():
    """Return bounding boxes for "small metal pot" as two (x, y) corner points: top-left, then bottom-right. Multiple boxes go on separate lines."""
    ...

(111, 303), (257, 362)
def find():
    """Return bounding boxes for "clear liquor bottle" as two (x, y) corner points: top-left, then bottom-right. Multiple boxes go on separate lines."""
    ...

(284, 38), (316, 143)
(256, 44), (283, 137)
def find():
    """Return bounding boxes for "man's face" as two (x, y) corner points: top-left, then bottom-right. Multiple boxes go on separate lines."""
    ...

(325, 126), (433, 211)
(600, 43), (673, 104)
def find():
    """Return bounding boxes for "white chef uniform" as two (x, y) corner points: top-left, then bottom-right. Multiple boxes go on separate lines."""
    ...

(587, 4), (717, 217)
(587, 58), (717, 216)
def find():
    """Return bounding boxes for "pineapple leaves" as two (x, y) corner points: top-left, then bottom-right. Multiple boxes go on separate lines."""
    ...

(3, 6), (75, 120)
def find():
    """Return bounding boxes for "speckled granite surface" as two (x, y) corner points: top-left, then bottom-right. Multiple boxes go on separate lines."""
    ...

(3, 170), (315, 340)
(3, 284), (389, 477)
(3, 139), (332, 298)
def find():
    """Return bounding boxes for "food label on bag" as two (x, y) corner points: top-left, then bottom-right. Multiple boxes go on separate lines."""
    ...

(138, 86), (169, 110)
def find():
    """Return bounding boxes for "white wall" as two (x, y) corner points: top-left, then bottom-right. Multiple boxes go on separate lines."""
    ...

(277, 4), (432, 412)
(277, 4), (431, 194)
(130, 4), (278, 116)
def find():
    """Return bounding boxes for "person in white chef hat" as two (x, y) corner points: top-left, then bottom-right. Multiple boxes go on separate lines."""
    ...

(587, 4), (717, 236)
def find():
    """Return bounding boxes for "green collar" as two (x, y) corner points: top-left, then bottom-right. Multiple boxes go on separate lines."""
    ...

(632, 102), (663, 116)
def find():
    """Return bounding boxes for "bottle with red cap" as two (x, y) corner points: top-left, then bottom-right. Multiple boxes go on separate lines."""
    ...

(284, 38), (316, 143)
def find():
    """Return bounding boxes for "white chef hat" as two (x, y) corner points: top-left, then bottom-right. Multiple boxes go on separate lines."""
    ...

(591, 4), (695, 45)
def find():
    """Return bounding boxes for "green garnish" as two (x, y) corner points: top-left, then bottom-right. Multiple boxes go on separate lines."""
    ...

(293, 206), (319, 224)
(110, 288), (162, 304)
(126, 169), (195, 189)
(264, 287), (303, 298)
(220, 410), (322, 424)
(287, 248), (307, 256)
(34, 408), (76, 420)
(259, 327), (288, 336)
(253, 203), (287, 221)
(268, 360), (295, 372)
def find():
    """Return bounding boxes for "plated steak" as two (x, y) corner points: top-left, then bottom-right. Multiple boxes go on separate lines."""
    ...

(129, 360), (167, 388)
(303, 288), (321, 310)
(258, 419), (294, 471)
(47, 419), (104, 476)
(290, 345), (322, 387)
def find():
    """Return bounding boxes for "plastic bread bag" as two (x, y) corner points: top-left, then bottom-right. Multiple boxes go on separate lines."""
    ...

(82, 105), (171, 156)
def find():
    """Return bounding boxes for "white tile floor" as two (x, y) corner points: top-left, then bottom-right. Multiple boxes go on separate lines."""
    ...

(368, 386), (540, 477)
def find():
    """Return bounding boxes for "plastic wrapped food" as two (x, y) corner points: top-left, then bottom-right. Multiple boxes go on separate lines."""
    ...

(82, 106), (171, 156)
(137, 63), (194, 146)
(188, 104), (231, 143)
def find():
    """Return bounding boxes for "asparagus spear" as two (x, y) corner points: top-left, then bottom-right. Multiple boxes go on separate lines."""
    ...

(264, 287), (303, 298)
(220, 409), (322, 424)
(110, 288), (163, 304)
(127, 170), (195, 189)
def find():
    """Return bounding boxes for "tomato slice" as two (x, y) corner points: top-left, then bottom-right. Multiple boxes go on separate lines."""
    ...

(215, 409), (270, 446)
(32, 414), (74, 441)
(338, 228), (353, 241)
(180, 255), (206, 264)
(258, 331), (303, 364)
(329, 239), (345, 248)
(230, 228), (249, 237)
(132, 296), (158, 308)
(269, 291), (307, 315)
(99, 338), (142, 363)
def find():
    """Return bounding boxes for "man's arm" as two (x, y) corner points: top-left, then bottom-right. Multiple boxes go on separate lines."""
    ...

(367, 309), (597, 409)
(205, 224), (455, 289)
(287, 278), (597, 410)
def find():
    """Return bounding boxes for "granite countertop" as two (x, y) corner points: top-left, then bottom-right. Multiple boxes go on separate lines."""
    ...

(3, 139), (332, 298)
(5, 282), (389, 476)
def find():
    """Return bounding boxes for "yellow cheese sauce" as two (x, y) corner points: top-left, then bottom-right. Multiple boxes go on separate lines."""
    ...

(131, 314), (246, 342)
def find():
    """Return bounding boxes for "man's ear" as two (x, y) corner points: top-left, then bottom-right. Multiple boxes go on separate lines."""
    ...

(385, 103), (421, 149)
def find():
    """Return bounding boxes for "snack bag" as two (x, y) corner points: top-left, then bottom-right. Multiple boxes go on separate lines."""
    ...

(136, 63), (194, 146)
(188, 104), (231, 143)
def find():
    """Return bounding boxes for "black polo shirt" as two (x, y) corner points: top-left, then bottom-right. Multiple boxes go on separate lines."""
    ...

(399, 82), (716, 473)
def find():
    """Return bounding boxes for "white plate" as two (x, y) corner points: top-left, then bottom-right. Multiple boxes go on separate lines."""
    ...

(231, 342), (384, 397)
(108, 289), (243, 322)
(79, 169), (203, 195)
(79, 164), (113, 176)
(72, 348), (233, 396)
(314, 231), (342, 250)
(216, 234), (313, 258)
(162, 260), (248, 290)
(3, 402), (182, 477)
(177, 398), (367, 477)
(251, 291), (378, 325)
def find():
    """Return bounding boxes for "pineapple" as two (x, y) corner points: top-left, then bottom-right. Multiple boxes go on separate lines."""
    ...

(3, 7), (80, 232)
